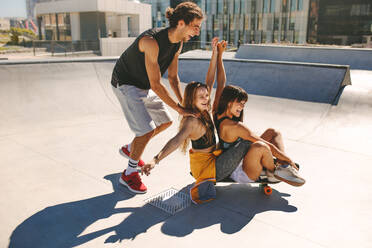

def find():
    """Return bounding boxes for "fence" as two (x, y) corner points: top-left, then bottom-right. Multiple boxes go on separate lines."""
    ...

(32, 40), (100, 56)
(181, 40), (238, 53)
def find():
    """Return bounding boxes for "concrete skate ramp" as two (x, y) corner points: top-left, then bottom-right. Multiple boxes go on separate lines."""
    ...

(236, 44), (372, 70)
(176, 57), (351, 105)
(1, 59), (372, 248)
(0, 58), (120, 136)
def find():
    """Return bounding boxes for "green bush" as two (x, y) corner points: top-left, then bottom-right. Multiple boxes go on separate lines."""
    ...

(7, 28), (36, 45)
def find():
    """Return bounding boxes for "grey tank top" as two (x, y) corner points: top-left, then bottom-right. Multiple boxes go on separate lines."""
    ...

(214, 115), (244, 151)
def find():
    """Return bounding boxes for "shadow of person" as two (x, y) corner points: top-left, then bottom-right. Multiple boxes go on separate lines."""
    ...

(9, 177), (297, 247)
(160, 183), (297, 237)
(96, 183), (297, 242)
(8, 173), (136, 248)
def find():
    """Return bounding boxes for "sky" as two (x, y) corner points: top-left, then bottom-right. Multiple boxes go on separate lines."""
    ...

(0, 0), (27, 18)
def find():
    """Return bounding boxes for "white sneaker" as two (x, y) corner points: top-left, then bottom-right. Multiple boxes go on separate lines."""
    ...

(274, 164), (305, 187)
(266, 170), (281, 183)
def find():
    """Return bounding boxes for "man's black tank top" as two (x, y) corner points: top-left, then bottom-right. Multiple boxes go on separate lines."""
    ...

(112, 27), (181, 90)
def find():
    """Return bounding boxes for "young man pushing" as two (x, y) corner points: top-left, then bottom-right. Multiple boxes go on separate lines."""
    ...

(111, 2), (204, 193)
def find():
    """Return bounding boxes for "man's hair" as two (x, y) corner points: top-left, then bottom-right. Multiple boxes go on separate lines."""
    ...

(165, 1), (204, 28)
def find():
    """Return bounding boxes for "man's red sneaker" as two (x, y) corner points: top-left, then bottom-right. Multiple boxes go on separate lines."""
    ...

(119, 145), (145, 167)
(119, 170), (147, 194)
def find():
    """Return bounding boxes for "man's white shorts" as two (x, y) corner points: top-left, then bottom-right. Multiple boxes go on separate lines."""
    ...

(112, 84), (173, 137)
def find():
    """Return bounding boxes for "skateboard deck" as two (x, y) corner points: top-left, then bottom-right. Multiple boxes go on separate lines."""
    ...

(218, 174), (280, 195)
(218, 162), (301, 196)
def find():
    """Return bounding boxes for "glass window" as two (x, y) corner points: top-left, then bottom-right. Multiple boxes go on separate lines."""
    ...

(214, 14), (219, 36)
(263, 0), (269, 13)
(234, 0), (240, 14)
(244, 14), (250, 31)
(274, 16), (279, 30)
(44, 14), (50, 25)
(270, 0), (276, 13)
(289, 16), (295, 30)
(281, 16), (287, 31)
(50, 14), (56, 25)
(291, 0), (296, 12)
(282, 0), (288, 13)
(258, 13), (263, 30)
(297, 0), (303, 11)
(217, 0), (224, 14)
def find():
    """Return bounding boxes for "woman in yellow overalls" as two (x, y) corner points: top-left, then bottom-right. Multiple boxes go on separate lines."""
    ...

(142, 38), (281, 204)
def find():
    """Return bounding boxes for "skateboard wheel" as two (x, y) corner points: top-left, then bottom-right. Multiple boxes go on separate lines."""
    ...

(263, 186), (272, 195)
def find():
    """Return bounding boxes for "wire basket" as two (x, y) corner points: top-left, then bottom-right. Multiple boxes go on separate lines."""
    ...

(145, 188), (191, 215)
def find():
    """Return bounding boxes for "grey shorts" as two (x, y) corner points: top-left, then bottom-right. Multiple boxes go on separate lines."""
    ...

(112, 84), (173, 137)
(215, 139), (252, 181)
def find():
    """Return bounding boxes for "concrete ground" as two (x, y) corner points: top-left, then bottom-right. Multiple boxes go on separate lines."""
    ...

(0, 59), (371, 248)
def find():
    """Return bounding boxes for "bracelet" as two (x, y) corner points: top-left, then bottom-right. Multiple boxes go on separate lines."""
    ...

(154, 154), (160, 165)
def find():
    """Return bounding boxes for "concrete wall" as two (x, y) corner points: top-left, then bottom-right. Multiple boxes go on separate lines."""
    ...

(97, 0), (151, 34)
(236, 44), (372, 70)
(70, 13), (80, 40)
(170, 57), (351, 105)
(100, 37), (136, 56)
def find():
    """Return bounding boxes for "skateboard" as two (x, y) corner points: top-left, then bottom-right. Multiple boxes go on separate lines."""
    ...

(218, 162), (300, 196)
(218, 174), (280, 196)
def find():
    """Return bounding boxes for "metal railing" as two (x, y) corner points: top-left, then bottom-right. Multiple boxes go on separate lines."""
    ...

(181, 40), (238, 53)
(32, 40), (100, 56)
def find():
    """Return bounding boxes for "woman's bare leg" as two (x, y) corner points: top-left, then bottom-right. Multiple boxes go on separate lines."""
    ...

(242, 141), (275, 181)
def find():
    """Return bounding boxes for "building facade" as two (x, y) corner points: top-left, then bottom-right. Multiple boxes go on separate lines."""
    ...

(143, 0), (310, 47)
(26, 0), (39, 20)
(35, 0), (151, 41)
(34, 0), (152, 55)
(143, 0), (372, 47)
(308, 0), (372, 45)
(0, 18), (11, 31)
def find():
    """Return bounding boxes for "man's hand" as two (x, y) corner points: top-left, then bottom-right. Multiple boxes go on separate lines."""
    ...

(142, 160), (156, 176)
(176, 104), (199, 118)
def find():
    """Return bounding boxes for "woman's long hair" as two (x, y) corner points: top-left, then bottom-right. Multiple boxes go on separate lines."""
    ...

(215, 85), (248, 122)
(180, 81), (214, 153)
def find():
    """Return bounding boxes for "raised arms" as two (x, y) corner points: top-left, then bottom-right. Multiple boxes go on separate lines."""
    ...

(213, 40), (227, 114)
(205, 37), (219, 93)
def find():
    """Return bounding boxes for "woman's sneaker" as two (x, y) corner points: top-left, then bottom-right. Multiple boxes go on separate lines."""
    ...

(119, 145), (145, 167)
(119, 170), (147, 194)
(266, 170), (281, 183)
(274, 164), (305, 187)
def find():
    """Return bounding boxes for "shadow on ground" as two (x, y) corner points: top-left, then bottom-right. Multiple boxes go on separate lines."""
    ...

(8, 174), (297, 247)
(161, 183), (297, 236)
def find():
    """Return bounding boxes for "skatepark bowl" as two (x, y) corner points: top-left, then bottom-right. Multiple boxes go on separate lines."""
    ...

(1, 55), (372, 248)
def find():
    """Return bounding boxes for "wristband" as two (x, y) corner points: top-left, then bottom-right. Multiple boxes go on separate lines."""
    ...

(154, 154), (160, 165)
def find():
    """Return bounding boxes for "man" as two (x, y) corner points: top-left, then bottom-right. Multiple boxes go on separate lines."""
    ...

(111, 2), (204, 194)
